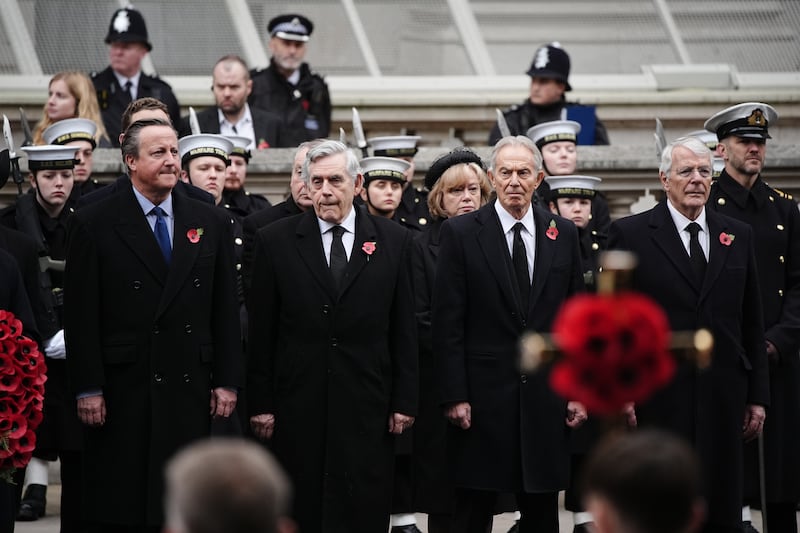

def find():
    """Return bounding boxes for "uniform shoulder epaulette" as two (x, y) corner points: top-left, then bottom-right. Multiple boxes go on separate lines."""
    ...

(773, 187), (793, 200)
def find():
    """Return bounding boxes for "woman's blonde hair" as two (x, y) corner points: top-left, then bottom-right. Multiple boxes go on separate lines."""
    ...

(428, 162), (492, 220)
(33, 71), (110, 146)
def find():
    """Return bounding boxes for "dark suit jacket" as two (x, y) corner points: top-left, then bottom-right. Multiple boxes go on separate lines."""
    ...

(241, 197), (303, 292)
(0, 247), (37, 343)
(92, 66), (180, 146)
(247, 206), (417, 533)
(177, 105), (286, 148)
(0, 226), (44, 340)
(608, 201), (768, 530)
(432, 201), (584, 492)
(64, 181), (243, 526)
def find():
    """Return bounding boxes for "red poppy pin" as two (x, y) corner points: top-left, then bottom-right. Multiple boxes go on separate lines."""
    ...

(362, 241), (376, 260)
(719, 232), (735, 246)
(187, 228), (204, 244)
(546, 219), (559, 240)
(257, 139), (270, 150)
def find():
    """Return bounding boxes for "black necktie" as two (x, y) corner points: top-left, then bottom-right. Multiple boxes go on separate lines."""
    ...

(151, 207), (171, 265)
(123, 80), (133, 102)
(512, 222), (530, 311)
(329, 226), (347, 289)
(686, 222), (706, 283)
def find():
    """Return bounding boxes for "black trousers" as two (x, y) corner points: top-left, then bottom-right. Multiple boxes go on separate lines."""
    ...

(451, 488), (558, 533)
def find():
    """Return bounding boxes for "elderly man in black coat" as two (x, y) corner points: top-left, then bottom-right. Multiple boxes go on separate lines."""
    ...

(608, 136), (769, 533)
(432, 135), (586, 533)
(247, 140), (418, 533)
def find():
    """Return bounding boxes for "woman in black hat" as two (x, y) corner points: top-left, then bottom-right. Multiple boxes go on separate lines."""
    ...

(410, 148), (491, 533)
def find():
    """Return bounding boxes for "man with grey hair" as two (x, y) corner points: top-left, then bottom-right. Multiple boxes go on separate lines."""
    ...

(247, 140), (418, 533)
(163, 438), (296, 533)
(608, 136), (768, 533)
(433, 135), (586, 532)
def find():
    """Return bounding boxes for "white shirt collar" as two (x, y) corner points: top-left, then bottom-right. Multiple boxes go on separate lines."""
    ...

(113, 71), (141, 92)
(317, 205), (357, 236)
(666, 200), (708, 235)
(494, 200), (535, 235)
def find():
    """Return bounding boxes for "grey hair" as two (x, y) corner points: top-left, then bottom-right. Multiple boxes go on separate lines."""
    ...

(303, 140), (361, 183)
(120, 118), (174, 171)
(659, 136), (712, 176)
(489, 135), (543, 172)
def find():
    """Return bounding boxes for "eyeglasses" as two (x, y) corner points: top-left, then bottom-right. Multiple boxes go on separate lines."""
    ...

(674, 166), (712, 179)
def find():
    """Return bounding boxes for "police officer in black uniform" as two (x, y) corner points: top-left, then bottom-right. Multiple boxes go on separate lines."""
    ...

(221, 135), (271, 219)
(705, 102), (800, 533)
(0, 145), (83, 532)
(92, 6), (180, 146)
(369, 135), (430, 232)
(249, 14), (331, 147)
(489, 42), (609, 147)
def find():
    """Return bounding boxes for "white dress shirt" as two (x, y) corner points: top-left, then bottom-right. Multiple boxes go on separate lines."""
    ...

(317, 207), (357, 264)
(495, 201), (536, 283)
(666, 200), (709, 260)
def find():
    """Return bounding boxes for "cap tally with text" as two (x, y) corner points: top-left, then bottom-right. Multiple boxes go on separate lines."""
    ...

(526, 42), (572, 91)
(360, 156), (410, 185)
(268, 14), (313, 42)
(43, 118), (98, 149)
(704, 102), (778, 141)
(179, 134), (233, 166)
(425, 148), (485, 191)
(368, 136), (421, 157)
(527, 120), (581, 148)
(226, 135), (252, 162)
(22, 145), (78, 172)
(105, 7), (152, 51)
(544, 175), (601, 200)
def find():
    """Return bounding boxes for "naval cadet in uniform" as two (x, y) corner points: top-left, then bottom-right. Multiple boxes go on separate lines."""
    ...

(42, 118), (105, 205)
(248, 14), (331, 147)
(369, 135), (430, 232)
(705, 102), (800, 533)
(92, 6), (180, 146)
(0, 145), (83, 532)
(221, 135), (272, 219)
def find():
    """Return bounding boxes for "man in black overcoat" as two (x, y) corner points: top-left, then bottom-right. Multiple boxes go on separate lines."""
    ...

(64, 119), (243, 532)
(247, 140), (418, 533)
(432, 135), (586, 533)
(608, 136), (769, 533)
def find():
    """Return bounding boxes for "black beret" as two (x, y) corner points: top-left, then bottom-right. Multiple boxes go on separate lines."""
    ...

(425, 148), (485, 191)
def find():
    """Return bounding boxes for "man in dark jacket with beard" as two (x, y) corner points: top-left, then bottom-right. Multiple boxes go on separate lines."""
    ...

(249, 14), (331, 147)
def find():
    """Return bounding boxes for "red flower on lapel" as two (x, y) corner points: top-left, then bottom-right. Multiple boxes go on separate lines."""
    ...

(187, 228), (204, 244)
(719, 232), (735, 246)
(362, 242), (376, 261)
(257, 139), (270, 149)
(545, 219), (559, 241)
